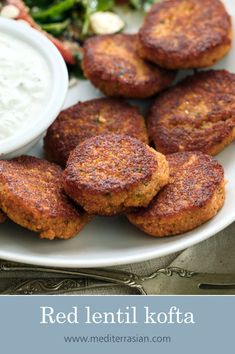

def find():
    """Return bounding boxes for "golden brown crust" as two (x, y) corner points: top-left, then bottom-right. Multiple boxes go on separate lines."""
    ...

(0, 156), (90, 239)
(127, 152), (225, 237)
(138, 0), (232, 69)
(82, 33), (175, 98)
(44, 98), (148, 167)
(147, 70), (235, 155)
(0, 210), (6, 223)
(64, 134), (169, 215)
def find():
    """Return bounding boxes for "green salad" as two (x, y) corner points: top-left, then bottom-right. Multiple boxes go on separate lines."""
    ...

(24, 0), (156, 39)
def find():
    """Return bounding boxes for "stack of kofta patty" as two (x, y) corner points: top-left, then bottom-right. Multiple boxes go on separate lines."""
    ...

(0, 0), (233, 239)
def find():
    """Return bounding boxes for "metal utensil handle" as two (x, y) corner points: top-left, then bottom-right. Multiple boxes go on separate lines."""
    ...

(0, 261), (144, 292)
(1, 278), (118, 295)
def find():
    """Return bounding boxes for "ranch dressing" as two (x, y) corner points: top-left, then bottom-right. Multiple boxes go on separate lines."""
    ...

(0, 31), (50, 140)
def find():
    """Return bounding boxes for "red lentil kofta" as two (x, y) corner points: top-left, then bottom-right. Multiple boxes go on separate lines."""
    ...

(127, 152), (225, 237)
(0, 156), (90, 239)
(82, 33), (176, 98)
(138, 0), (232, 69)
(63, 134), (169, 216)
(147, 70), (235, 155)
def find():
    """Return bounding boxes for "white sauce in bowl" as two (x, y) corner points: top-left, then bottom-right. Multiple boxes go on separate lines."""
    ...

(0, 31), (50, 141)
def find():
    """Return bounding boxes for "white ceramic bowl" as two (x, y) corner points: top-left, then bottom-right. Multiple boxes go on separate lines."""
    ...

(0, 18), (69, 159)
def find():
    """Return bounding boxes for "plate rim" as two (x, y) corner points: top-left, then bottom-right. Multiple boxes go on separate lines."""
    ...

(0, 208), (234, 268)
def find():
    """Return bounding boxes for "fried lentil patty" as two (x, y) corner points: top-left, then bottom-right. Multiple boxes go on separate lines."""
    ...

(44, 98), (148, 167)
(0, 156), (90, 239)
(138, 0), (232, 69)
(82, 34), (175, 98)
(147, 70), (235, 155)
(64, 134), (169, 215)
(127, 152), (225, 237)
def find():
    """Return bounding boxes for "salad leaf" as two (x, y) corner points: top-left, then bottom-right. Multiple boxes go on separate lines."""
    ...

(40, 19), (71, 36)
(95, 0), (115, 12)
(32, 0), (80, 21)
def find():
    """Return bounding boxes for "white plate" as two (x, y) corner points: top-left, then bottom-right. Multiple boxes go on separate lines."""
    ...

(0, 0), (234, 268)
